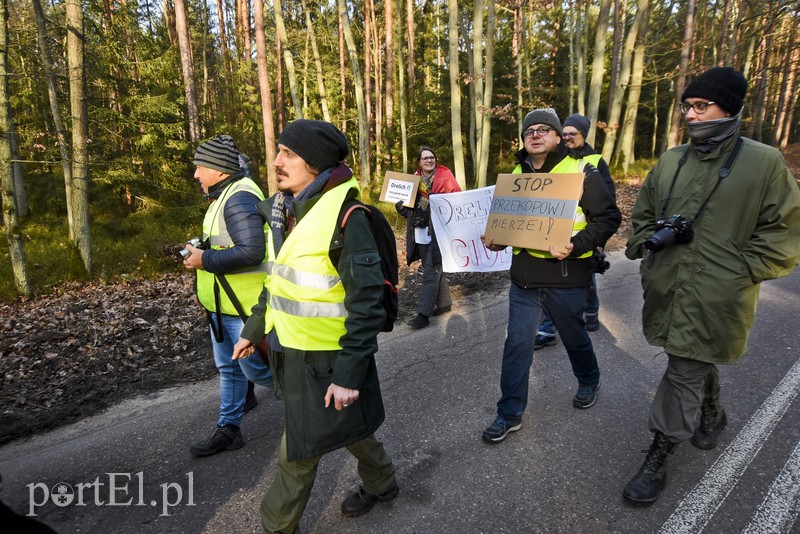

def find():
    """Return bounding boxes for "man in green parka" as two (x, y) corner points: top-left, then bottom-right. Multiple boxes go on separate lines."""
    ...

(232, 120), (398, 532)
(622, 66), (800, 506)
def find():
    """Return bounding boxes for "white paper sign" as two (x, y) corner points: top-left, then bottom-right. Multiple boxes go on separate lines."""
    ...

(384, 178), (416, 204)
(430, 187), (512, 273)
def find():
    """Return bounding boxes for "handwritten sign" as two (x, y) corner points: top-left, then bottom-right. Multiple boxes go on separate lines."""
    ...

(429, 187), (512, 273)
(483, 173), (583, 252)
(379, 171), (421, 208)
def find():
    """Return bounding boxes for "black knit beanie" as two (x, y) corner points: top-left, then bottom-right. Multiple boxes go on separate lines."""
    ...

(521, 108), (563, 139)
(682, 67), (748, 115)
(193, 135), (242, 175)
(563, 114), (590, 138)
(278, 119), (350, 172)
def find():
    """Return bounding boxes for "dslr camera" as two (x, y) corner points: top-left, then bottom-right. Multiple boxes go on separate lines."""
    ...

(179, 237), (204, 259)
(644, 215), (693, 254)
(592, 247), (610, 274)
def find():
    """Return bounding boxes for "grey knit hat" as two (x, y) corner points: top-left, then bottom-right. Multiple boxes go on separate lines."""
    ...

(193, 135), (242, 175)
(521, 108), (563, 140)
(278, 119), (350, 172)
(563, 114), (590, 138)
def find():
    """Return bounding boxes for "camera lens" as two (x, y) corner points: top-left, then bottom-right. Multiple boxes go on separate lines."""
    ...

(644, 227), (678, 253)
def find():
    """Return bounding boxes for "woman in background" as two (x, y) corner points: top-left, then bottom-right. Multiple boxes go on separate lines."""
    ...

(396, 146), (461, 328)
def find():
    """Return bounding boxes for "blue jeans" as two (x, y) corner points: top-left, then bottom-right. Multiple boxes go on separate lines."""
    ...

(497, 282), (600, 422)
(210, 313), (273, 428)
(538, 273), (599, 335)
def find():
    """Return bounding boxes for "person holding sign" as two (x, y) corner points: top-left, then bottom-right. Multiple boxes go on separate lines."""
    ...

(622, 67), (800, 506)
(480, 108), (620, 444)
(395, 146), (462, 328)
(535, 113), (617, 347)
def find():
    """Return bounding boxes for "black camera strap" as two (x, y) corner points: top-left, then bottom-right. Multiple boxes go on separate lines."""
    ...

(659, 136), (744, 223)
(206, 275), (250, 343)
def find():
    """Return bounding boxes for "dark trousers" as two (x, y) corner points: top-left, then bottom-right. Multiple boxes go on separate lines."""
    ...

(416, 242), (451, 316)
(260, 431), (396, 533)
(649, 354), (721, 442)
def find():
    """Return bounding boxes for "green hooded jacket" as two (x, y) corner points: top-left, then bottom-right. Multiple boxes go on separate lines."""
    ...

(626, 134), (800, 363)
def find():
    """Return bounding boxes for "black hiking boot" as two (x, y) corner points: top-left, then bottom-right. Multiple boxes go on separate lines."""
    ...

(622, 432), (677, 506)
(691, 400), (727, 450)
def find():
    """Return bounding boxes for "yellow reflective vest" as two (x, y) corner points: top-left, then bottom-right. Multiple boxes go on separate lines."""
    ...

(196, 177), (268, 315)
(511, 154), (601, 259)
(264, 178), (360, 351)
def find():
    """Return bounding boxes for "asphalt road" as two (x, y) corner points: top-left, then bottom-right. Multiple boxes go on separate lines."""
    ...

(1, 250), (799, 534)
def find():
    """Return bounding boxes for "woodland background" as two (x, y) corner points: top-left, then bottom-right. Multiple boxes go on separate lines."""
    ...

(1, 0), (799, 300)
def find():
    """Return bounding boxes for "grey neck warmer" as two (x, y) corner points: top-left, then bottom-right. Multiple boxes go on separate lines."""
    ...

(687, 113), (741, 153)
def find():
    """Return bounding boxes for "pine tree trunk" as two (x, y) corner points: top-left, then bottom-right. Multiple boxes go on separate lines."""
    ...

(254, 0), (276, 193)
(0, 0), (31, 296)
(32, 0), (73, 234)
(586, 0), (611, 146)
(476, 1), (495, 189)
(300, 0), (330, 122)
(447, 0), (466, 189)
(667, 0), (696, 148)
(602, 0), (647, 164)
(337, 0), (370, 192)
(174, 0), (201, 144)
(66, 0), (92, 275)
(274, 0), (302, 120)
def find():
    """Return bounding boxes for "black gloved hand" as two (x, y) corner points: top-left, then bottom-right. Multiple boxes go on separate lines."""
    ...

(395, 200), (405, 213)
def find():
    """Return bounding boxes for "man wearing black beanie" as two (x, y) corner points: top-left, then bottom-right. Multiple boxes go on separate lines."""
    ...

(623, 66), (800, 506)
(232, 120), (398, 531)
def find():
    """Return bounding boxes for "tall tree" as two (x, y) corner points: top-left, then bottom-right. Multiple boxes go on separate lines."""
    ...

(667, 0), (696, 148)
(32, 0), (73, 234)
(474, 0), (495, 188)
(1, 0), (31, 296)
(66, 0), (92, 274)
(274, 0), (302, 119)
(447, 0), (466, 189)
(586, 0), (611, 146)
(300, 0), (331, 122)
(337, 0), (370, 192)
(174, 0), (201, 143)
(384, 0), (394, 166)
(602, 0), (647, 163)
(254, 0), (277, 193)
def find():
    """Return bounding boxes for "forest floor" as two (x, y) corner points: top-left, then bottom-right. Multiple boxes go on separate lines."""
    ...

(1, 144), (798, 446)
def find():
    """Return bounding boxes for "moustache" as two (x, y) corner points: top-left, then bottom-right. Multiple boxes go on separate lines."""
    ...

(276, 169), (288, 177)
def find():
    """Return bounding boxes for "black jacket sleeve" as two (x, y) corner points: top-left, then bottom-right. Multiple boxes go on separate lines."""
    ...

(571, 167), (622, 257)
(201, 191), (267, 274)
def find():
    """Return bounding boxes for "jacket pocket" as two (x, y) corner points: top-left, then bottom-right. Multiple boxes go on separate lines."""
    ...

(303, 357), (367, 452)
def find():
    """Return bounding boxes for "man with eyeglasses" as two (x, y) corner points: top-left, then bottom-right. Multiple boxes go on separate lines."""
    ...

(480, 108), (620, 444)
(535, 113), (617, 347)
(622, 67), (800, 506)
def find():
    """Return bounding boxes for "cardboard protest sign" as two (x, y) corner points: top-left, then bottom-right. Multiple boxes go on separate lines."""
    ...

(379, 171), (420, 208)
(483, 173), (583, 252)
(430, 187), (512, 273)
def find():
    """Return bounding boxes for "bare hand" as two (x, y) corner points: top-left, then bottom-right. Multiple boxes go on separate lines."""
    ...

(232, 338), (255, 360)
(481, 234), (506, 252)
(324, 384), (360, 411)
(549, 242), (574, 261)
(182, 245), (204, 270)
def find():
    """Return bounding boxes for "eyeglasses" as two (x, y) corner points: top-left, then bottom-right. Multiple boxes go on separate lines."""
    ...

(680, 101), (717, 114)
(420, 156), (436, 162)
(562, 131), (581, 138)
(523, 126), (554, 139)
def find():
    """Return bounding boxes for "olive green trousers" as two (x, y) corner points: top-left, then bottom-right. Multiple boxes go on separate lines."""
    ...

(260, 431), (396, 534)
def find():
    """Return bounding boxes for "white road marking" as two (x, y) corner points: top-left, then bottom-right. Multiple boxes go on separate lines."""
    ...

(659, 358), (800, 533)
(741, 438), (800, 534)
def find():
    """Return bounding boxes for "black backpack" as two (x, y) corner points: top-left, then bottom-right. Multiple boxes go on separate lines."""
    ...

(336, 200), (399, 332)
